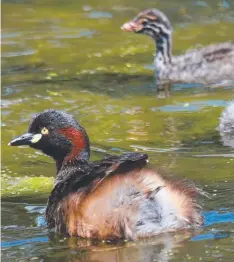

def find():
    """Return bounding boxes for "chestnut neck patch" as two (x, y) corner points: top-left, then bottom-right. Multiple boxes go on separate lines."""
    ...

(59, 127), (87, 162)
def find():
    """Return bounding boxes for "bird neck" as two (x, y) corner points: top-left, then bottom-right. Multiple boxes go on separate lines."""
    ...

(154, 32), (172, 65)
(55, 147), (90, 175)
(55, 126), (91, 174)
(56, 160), (64, 174)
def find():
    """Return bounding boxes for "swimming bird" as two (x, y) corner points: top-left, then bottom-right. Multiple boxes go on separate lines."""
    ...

(121, 9), (234, 86)
(9, 109), (203, 240)
(218, 101), (234, 148)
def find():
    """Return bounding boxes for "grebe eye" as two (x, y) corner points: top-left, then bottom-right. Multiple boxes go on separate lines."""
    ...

(41, 127), (49, 135)
(142, 19), (148, 26)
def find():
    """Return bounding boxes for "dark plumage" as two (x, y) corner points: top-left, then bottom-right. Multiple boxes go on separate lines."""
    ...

(9, 109), (204, 240)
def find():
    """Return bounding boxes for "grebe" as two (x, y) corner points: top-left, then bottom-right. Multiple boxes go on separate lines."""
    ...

(9, 109), (203, 240)
(122, 9), (234, 87)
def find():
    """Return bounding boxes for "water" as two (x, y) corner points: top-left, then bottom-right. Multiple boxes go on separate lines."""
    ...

(1, 0), (234, 261)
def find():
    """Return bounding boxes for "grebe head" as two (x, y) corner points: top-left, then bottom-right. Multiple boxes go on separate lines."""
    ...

(121, 9), (172, 39)
(9, 109), (90, 166)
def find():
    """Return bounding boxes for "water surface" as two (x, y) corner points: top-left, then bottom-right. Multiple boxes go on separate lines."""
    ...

(1, 0), (234, 261)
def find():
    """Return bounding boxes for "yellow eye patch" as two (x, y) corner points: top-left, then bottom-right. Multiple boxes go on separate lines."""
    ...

(41, 127), (49, 135)
(31, 134), (42, 143)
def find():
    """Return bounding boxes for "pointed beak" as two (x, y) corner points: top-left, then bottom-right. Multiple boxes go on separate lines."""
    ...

(8, 133), (42, 146)
(121, 21), (143, 32)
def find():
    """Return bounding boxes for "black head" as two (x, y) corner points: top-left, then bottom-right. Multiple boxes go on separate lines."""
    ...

(9, 110), (90, 165)
(121, 9), (172, 39)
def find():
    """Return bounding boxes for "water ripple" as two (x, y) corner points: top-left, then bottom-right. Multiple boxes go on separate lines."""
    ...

(152, 100), (229, 112)
(88, 11), (113, 19)
(2, 49), (36, 58)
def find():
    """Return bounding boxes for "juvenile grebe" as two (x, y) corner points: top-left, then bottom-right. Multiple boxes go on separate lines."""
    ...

(9, 110), (203, 240)
(121, 9), (234, 86)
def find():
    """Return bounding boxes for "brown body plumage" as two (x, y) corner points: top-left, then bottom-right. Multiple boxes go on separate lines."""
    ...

(51, 158), (203, 240)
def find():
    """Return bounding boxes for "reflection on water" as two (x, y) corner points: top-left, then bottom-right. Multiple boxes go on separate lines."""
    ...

(152, 100), (229, 112)
(1, 0), (234, 261)
(88, 11), (113, 19)
(1, 202), (234, 261)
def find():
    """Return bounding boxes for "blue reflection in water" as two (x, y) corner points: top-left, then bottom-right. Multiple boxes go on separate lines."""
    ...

(204, 210), (234, 226)
(1, 236), (49, 248)
(36, 215), (47, 227)
(191, 211), (234, 241)
(191, 232), (231, 241)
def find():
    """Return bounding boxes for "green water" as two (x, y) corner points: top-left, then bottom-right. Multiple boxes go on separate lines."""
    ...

(1, 0), (234, 261)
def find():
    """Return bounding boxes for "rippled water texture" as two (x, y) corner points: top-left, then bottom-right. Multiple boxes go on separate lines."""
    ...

(1, 0), (234, 261)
